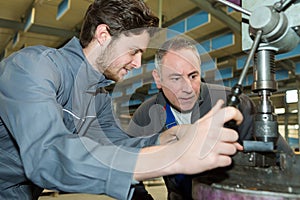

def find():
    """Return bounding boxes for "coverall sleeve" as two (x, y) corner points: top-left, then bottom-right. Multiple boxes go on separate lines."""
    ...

(0, 50), (139, 199)
(90, 91), (160, 147)
(127, 99), (166, 137)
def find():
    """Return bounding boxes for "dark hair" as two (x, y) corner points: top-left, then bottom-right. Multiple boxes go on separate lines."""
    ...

(80, 0), (159, 47)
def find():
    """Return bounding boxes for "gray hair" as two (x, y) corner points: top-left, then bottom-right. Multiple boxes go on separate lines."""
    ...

(154, 36), (201, 74)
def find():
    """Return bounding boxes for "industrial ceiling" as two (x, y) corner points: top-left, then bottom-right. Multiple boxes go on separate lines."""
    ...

(0, 0), (197, 58)
(0, 0), (299, 125)
(0, 0), (240, 59)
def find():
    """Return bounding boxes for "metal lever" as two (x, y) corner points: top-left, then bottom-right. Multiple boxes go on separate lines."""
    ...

(225, 30), (262, 129)
(226, 30), (263, 108)
(273, 0), (297, 12)
(215, 0), (251, 16)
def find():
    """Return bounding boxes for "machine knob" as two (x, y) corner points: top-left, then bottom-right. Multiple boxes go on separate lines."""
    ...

(249, 6), (288, 44)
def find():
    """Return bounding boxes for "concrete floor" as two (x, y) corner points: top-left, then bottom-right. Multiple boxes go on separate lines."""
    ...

(39, 182), (167, 200)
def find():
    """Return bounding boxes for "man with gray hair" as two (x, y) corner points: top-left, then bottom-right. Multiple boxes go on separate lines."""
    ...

(127, 36), (291, 199)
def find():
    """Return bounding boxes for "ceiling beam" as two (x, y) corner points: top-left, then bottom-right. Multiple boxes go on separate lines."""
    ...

(162, 7), (201, 27)
(0, 18), (79, 38)
(190, 0), (241, 34)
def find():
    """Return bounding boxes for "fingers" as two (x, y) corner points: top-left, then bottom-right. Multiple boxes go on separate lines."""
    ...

(213, 142), (243, 168)
(218, 127), (239, 142)
(198, 127), (242, 161)
(205, 105), (243, 129)
(195, 99), (243, 126)
(206, 129), (240, 156)
(208, 99), (224, 116)
(205, 141), (242, 169)
(222, 106), (244, 125)
(215, 155), (232, 167)
(217, 127), (244, 152)
(195, 99), (224, 123)
(214, 142), (239, 155)
(234, 142), (244, 151)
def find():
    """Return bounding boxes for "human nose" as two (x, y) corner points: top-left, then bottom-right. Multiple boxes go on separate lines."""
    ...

(131, 53), (142, 68)
(182, 78), (193, 93)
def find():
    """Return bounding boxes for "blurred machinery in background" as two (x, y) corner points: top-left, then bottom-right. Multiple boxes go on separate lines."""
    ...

(193, 0), (300, 199)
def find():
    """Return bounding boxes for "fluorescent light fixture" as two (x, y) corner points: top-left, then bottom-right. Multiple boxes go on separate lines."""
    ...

(56, 0), (71, 20)
(291, 109), (298, 113)
(24, 7), (35, 32)
(275, 108), (285, 114)
(286, 89), (298, 103)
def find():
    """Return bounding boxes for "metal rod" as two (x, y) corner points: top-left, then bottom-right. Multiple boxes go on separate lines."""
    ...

(297, 80), (300, 149)
(216, 0), (252, 16)
(238, 30), (263, 85)
(273, 0), (297, 12)
(158, 0), (163, 28)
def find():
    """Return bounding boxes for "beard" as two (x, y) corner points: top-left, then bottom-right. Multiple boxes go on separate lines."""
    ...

(95, 41), (122, 82)
(103, 66), (122, 82)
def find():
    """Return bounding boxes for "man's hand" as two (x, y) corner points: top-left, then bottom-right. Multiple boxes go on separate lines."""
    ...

(159, 125), (181, 144)
(159, 99), (243, 145)
(172, 99), (243, 174)
(134, 100), (243, 180)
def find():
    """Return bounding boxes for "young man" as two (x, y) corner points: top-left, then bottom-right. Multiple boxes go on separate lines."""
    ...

(0, 1), (244, 200)
(127, 36), (292, 199)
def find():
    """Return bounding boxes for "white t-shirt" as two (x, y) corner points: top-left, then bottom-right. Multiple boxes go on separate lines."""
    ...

(170, 106), (192, 125)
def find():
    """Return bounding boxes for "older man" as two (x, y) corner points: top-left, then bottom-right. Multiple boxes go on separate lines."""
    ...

(127, 36), (291, 199)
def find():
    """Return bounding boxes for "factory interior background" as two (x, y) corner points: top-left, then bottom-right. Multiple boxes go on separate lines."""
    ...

(0, 0), (299, 199)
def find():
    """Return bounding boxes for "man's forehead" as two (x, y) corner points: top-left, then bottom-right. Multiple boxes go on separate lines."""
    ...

(161, 63), (200, 75)
(161, 50), (200, 70)
(117, 32), (150, 48)
(163, 49), (199, 61)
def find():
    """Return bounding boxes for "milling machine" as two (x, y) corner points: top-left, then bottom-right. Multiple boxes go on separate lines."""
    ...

(193, 0), (300, 199)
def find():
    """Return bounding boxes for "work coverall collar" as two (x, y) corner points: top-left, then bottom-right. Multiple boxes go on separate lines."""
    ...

(61, 37), (112, 93)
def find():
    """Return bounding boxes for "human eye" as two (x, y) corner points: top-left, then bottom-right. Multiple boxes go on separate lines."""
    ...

(190, 73), (199, 80)
(130, 48), (140, 55)
(170, 76), (180, 81)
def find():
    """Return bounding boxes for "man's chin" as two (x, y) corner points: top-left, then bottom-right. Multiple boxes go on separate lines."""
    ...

(180, 107), (194, 113)
(173, 104), (194, 113)
(114, 72), (127, 82)
(179, 103), (196, 113)
(116, 76), (125, 82)
(104, 74), (123, 82)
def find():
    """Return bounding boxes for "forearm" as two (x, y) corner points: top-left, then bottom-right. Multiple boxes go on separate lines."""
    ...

(133, 144), (178, 181)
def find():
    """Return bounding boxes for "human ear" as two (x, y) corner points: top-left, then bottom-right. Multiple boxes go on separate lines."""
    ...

(95, 24), (111, 45)
(152, 69), (162, 89)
